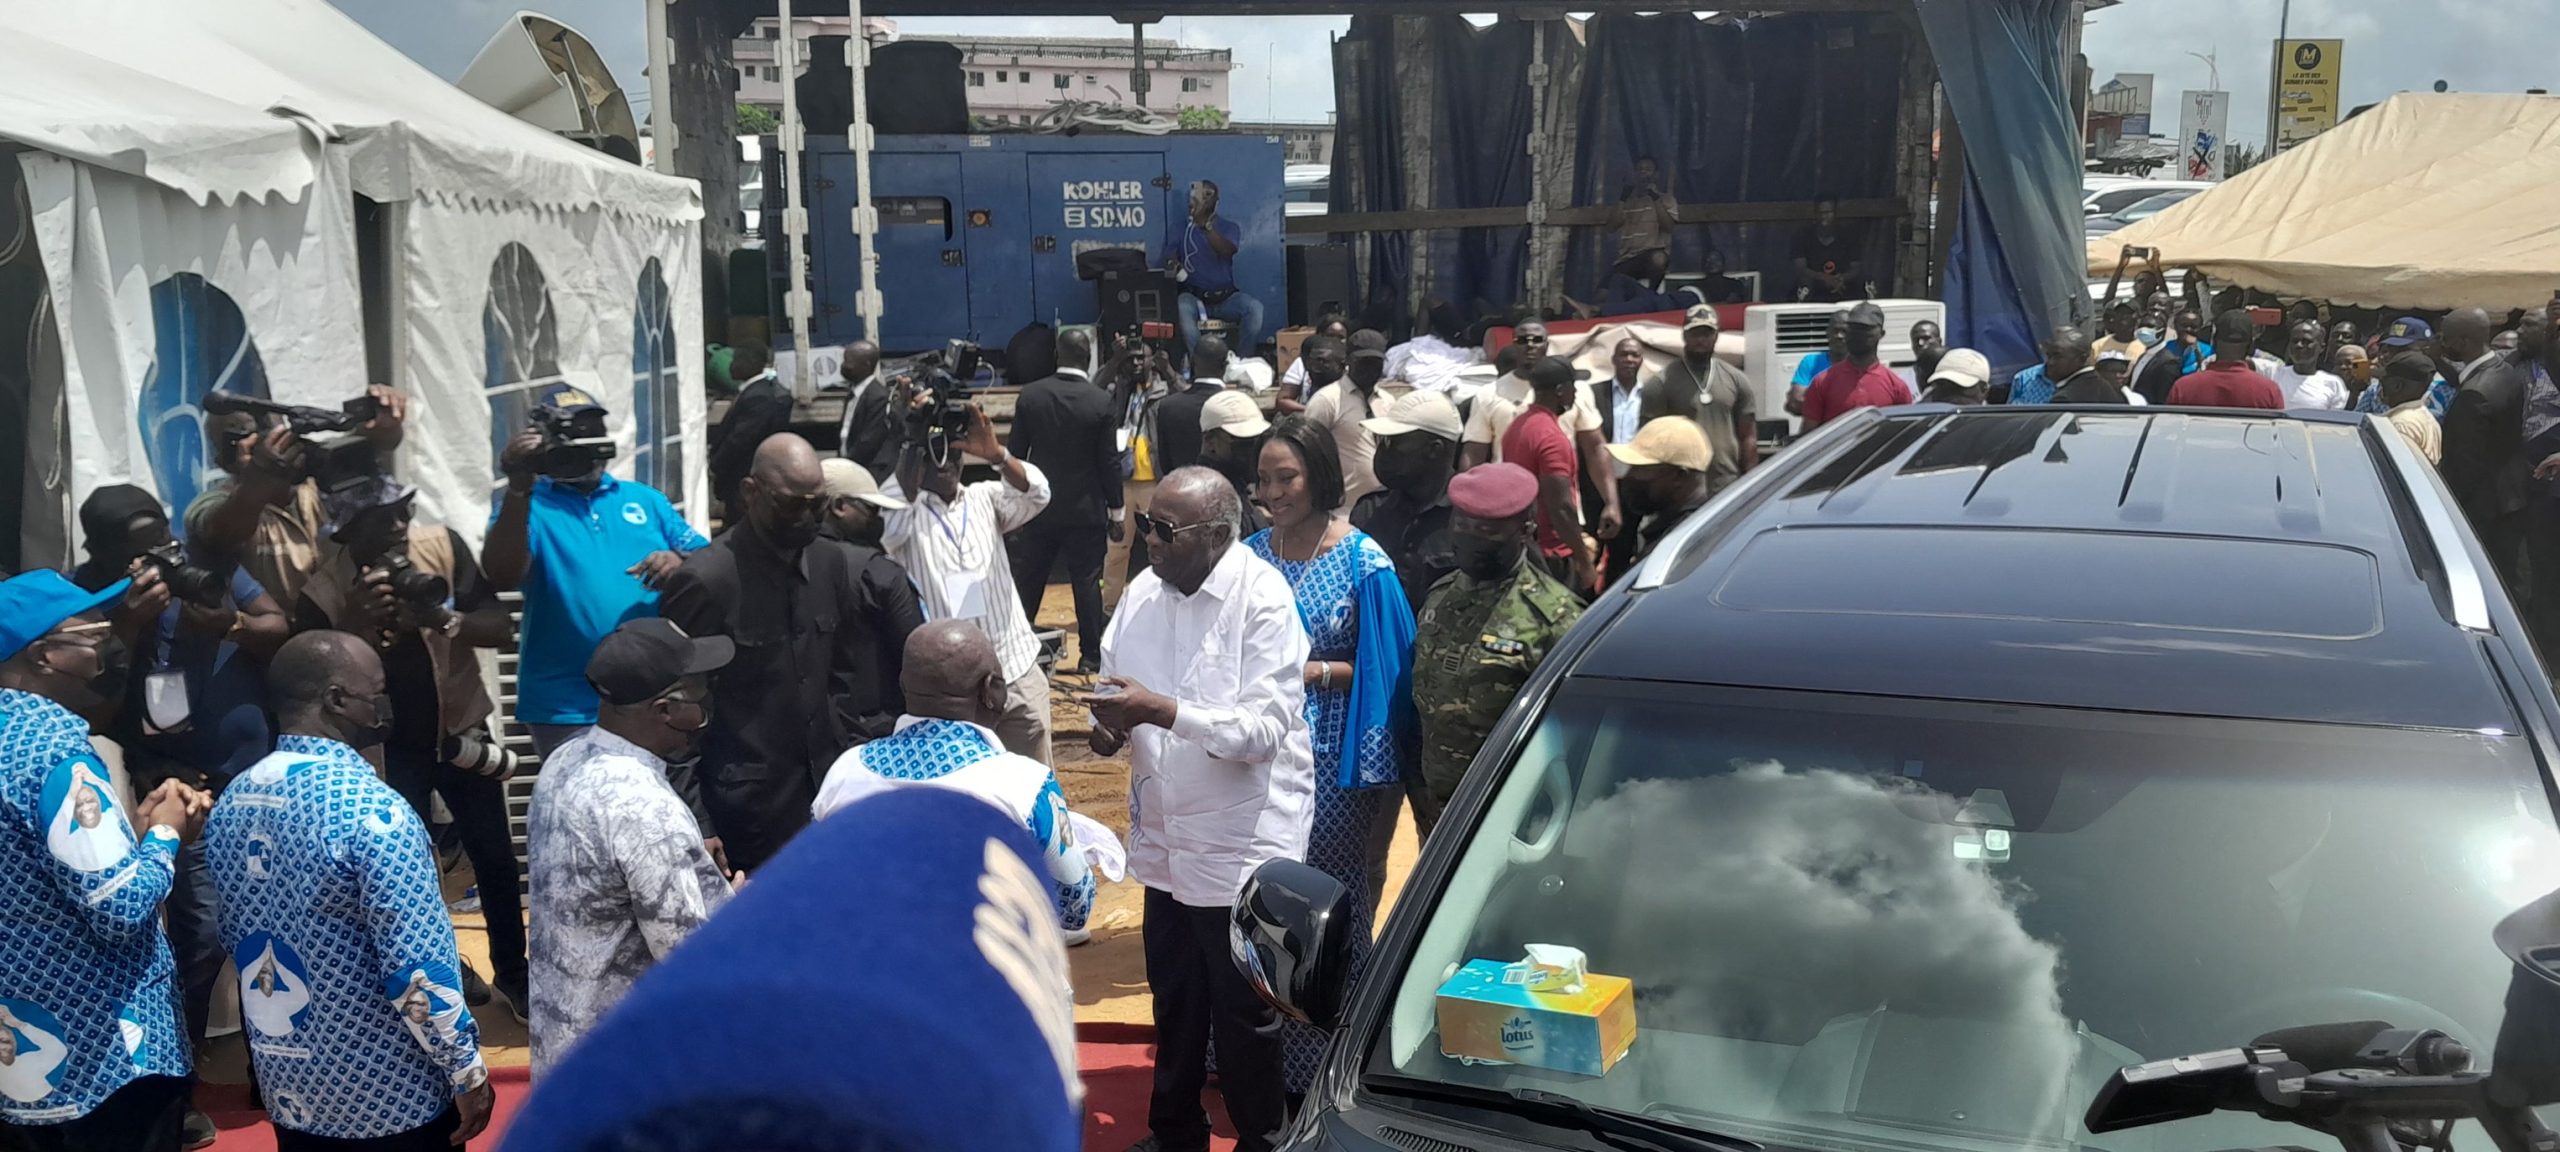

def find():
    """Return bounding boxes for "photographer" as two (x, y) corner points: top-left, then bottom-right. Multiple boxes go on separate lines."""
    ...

(67, 484), (285, 1144)
(484, 394), (709, 756)
(184, 384), (407, 610)
(882, 385), (1056, 763)
(285, 481), (528, 1019)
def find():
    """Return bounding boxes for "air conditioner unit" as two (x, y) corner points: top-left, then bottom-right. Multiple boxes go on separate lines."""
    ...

(460, 12), (642, 162)
(1743, 298), (1946, 436)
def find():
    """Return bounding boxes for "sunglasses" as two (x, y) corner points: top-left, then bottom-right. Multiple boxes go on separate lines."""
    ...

(1136, 510), (1220, 545)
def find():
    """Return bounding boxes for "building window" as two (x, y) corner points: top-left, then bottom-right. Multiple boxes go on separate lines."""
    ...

(1181, 77), (1199, 93)
(1084, 74), (1097, 84)
(764, 25), (778, 39)
(1053, 73), (1071, 90)
(764, 66), (780, 82)
(994, 70), (1007, 82)
(968, 71), (985, 87)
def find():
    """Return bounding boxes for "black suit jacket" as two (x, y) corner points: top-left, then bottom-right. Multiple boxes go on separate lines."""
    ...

(2443, 354), (2531, 526)
(1008, 370), (1123, 527)
(837, 377), (900, 481)
(1154, 380), (1225, 475)
(713, 377), (794, 508)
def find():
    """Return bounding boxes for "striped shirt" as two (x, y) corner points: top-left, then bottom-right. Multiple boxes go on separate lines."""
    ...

(881, 463), (1053, 683)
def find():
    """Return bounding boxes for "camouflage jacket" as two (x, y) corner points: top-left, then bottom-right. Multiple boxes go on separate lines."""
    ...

(1410, 560), (1584, 794)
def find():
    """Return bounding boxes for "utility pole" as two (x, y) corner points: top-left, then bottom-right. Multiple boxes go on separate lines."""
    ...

(2264, 0), (2292, 152)
(1122, 16), (1152, 109)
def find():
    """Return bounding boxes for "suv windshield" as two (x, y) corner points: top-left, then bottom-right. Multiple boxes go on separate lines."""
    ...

(1368, 680), (2560, 1152)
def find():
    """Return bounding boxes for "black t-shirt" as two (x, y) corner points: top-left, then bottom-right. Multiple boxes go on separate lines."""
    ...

(291, 529), (495, 751)
(1794, 227), (1858, 280)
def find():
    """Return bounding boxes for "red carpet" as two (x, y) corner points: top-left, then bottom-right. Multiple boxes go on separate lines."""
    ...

(199, 1065), (531, 1151)
(1078, 1023), (1236, 1152)
(201, 1028), (1210, 1151)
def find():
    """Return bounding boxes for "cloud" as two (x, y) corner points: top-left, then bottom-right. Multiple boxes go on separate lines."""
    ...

(1566, 761), (2083, 1135)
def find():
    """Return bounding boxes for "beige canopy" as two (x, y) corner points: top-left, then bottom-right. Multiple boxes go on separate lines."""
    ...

(2086, 93), (2560, 311)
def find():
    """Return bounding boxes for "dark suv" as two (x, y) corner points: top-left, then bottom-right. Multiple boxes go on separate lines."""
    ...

(1235, 405), (2560, 1152)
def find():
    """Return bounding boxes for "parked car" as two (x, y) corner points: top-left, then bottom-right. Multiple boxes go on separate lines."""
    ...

(1285, 164), (1330, 218)
(2084, 178), (2209, 218)
(2087, 187), (2205, 237)
(1237, 406), (2560, 1152)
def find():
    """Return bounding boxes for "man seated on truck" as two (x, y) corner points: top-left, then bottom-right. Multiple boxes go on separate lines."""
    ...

(1163, 179), (1265, 364)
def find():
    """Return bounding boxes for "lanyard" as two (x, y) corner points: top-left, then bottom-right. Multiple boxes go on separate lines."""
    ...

(926, 495), (985, 568)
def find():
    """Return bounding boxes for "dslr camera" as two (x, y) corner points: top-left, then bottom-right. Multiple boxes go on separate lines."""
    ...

(899, 339), (982, 464)
(137, 542), (231, 609)
(205, 391), (385, 496)
(527, 407), (617, 473)
(375, 551), (451, 616)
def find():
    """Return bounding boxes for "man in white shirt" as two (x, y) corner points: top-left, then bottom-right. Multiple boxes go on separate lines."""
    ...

(813, 621), (1094, 934)
(1303, 334), (1388, 510)
(525, 619), (736, 1075)
(883, 396), (1058, 763)
(2270, 319), (2349, 409)
(1084, 467), (1310, 1152)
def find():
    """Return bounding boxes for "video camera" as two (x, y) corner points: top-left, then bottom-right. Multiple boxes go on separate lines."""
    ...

(204, 391), (384, 495)
(897, 339), (982, 466)
(527, 406), (617, 473)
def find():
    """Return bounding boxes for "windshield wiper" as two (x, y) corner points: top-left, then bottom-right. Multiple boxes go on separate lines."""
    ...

(1365, 1072), (1764, 1152)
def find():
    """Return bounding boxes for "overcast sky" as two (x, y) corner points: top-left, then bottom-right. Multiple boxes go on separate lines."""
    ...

(329, 2), (2545, 145)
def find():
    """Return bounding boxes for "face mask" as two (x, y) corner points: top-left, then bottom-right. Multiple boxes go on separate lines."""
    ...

(337, 689), (394, 746)
(1450, 535), (1522, 581)
(47, 634), (130, 710)
(664, 695), (713, 735)
(1373, 445), (1441, 494)
(2136, 327), (2161, 346)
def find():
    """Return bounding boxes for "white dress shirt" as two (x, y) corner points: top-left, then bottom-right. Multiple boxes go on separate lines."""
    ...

(1101, 543), (1313, 909)
(1607, 377), (1645, 444)
(882, 461), (1054, 683)
(834, 372), (881, 456)
(2271, 365), (2348, 410)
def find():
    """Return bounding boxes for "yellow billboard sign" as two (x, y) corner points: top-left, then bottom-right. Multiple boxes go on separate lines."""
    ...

(2273, 38), (2344, 151)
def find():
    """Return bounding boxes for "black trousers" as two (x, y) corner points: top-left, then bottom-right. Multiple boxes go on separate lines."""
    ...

(385, 741), (526, 990)
(6, 1074), (190, 1152)
(2528, 500), (2560, 669)
(1145, 887), (1287, 1152)
(1011, 516), (1109, 665)
(272, 1107), (457, 1151)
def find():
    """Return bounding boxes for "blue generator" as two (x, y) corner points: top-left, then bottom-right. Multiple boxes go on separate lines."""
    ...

(787, 132), (1286, 357)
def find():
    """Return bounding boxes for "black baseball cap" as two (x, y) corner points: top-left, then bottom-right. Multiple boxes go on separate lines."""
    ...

(1525, 355), (1591, 392)
(587, 618), (735, 706)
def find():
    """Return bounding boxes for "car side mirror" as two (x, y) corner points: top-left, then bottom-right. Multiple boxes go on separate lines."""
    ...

(2488, 888), (2560, 1106)
(1230, 859), (1353, 1030)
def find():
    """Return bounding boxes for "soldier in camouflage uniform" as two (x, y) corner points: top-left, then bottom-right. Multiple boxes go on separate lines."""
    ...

(1408, 463), (1584, 839)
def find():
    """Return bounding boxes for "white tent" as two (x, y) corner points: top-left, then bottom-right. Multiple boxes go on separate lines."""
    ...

(2086, 93), (2560, 312)
(0, 0), (706, 565)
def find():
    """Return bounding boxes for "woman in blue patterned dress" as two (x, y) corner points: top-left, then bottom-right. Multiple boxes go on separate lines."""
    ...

(1247, 415), (1417, 1093)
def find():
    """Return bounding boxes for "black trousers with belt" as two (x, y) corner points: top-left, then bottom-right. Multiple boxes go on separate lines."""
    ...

(1145, 887), (1287, 1152)
(1011, 515), (1109, 665)
(271, 1107), (457, 1151)
(385, 740), (525, 991)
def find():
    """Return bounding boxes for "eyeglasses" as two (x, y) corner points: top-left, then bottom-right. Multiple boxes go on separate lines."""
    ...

(1136, 510), (1221, 545)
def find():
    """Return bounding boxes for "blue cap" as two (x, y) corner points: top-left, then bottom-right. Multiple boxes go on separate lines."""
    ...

(2380, 317), (2435, 347)
(0, 571), (128, 662)
(502, 787), (1083, 1152)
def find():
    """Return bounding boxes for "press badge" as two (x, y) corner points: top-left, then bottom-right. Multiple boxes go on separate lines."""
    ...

(142, 670), (192, 735)
(944, 571), (992, 622)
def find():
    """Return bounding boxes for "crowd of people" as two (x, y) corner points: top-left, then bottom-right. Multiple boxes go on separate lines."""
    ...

(14, 277), (2560, 1152)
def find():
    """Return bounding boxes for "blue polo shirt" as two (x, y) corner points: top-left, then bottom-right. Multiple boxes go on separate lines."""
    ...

(499, 475), (708, 725)
(1166, 217), (1242, 295)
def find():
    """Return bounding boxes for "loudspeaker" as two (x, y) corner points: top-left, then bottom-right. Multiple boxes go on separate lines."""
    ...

(458, 14), (640, 157)
(1097, 269), (1176, 339)
(1287, 243), (1355, 328)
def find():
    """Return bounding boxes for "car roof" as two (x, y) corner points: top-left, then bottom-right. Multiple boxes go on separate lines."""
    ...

(1582, 407), (2517, 732)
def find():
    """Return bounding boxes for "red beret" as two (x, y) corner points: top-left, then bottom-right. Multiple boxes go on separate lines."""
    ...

(1449, 462), (1539, 519)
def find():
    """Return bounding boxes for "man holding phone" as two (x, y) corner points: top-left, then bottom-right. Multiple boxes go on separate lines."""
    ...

(1163, 180), (1265, 362)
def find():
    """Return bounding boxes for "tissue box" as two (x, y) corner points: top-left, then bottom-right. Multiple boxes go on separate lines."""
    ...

(1436, 958), (1637, 1077)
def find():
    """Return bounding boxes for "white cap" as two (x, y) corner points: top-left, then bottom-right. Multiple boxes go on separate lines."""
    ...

(819, 458), (907, 510)
(1200, 390), (1272, 438)
(1927, 348), (1992, 390)
(1360, 389), (1465, 442)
